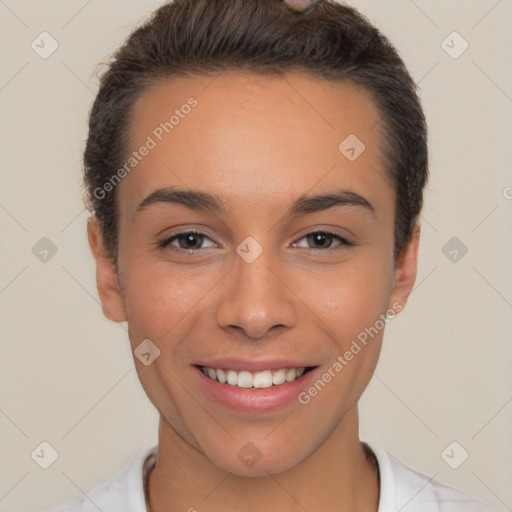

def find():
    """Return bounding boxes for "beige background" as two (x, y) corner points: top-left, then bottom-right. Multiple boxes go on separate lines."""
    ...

(1, 1), (511, 511)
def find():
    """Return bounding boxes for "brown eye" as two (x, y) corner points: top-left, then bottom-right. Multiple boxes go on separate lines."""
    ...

(158, 231), (217, 252)
(293, 231), (353, 250)
(308, 232), (334, 249)
(175, 233), (206, 250)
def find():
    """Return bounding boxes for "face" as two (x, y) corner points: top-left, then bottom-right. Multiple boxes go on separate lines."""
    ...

(89, 70), (419, 476)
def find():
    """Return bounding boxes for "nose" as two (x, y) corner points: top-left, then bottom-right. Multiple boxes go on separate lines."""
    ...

(215, 247), (299, 340)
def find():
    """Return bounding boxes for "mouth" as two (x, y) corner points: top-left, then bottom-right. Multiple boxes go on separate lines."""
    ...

(193, 358), (320, 412)
(198, 365), (315, 389)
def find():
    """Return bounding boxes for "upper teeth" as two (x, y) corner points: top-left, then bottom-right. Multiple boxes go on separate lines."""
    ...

(201, 367), (306, 388)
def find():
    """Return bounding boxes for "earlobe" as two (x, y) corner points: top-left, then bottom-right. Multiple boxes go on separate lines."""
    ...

(87, 217), (127, 323)
(389, 225), (421, 311)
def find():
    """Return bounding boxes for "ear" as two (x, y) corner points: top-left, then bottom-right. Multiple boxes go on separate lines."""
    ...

(87, 217), (127, 323)
(388, 224), (421, 311)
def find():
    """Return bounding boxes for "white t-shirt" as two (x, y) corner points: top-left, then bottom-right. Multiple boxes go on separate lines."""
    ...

(42, 442), (496, 512)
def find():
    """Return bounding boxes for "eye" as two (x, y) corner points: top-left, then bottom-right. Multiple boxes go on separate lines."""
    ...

(292, 230), (353, 250)
(157, 228), (353, 254)
(157, 230), (217, 252)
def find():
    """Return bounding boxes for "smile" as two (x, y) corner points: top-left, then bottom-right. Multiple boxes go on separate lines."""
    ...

(199, 366), (310, 388)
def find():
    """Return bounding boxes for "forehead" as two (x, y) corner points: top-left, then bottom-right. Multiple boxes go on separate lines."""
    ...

(119, 70), (390, 219)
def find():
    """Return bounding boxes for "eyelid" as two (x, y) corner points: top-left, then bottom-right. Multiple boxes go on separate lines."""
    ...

(155, 223), (218, 239)
(290, 225), (354, 245)
(291, 229), (353, 249)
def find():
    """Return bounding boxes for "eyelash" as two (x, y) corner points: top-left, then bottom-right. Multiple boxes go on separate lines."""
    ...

(157, 229), (354, 254)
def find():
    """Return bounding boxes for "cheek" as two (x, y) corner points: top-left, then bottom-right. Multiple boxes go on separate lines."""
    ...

(309, 253), (394, 343)
(120, 259), (214, 344)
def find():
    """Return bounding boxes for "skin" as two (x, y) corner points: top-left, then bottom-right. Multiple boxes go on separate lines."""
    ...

(88, 70), (420, 511)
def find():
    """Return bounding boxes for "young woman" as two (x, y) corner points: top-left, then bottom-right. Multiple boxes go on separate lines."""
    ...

(44, 1), (496, 510)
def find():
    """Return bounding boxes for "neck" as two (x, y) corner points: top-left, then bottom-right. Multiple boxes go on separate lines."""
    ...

(147, 405), (379, 512)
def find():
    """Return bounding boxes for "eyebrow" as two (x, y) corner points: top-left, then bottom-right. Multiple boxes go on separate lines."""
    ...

(137, 187), (227, 215)
(289, 189), (375, 217)
(135, 186), (375, 218)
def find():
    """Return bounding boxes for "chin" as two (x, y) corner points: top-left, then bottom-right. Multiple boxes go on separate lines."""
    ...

(202, 440), (310, 477)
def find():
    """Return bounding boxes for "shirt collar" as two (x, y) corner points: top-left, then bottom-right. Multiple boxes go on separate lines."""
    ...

(363, 440), (396, 511)
(140, 442), (393, 511)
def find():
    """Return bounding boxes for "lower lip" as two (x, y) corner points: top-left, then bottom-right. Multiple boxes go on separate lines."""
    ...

(193, 366), (318, 413)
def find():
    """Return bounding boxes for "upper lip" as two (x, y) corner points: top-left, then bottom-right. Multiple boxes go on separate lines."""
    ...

(194, 358), (318, 372)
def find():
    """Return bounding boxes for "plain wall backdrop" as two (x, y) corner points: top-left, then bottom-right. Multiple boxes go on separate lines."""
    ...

(1, 1), (511, 511)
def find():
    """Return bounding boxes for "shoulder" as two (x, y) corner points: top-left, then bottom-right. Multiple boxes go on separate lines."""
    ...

(365, 442), (497, 512)
(41, 446), (157, 512)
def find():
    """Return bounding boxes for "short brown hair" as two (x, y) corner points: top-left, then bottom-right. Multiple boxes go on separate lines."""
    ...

(84, 0), (428, 261)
